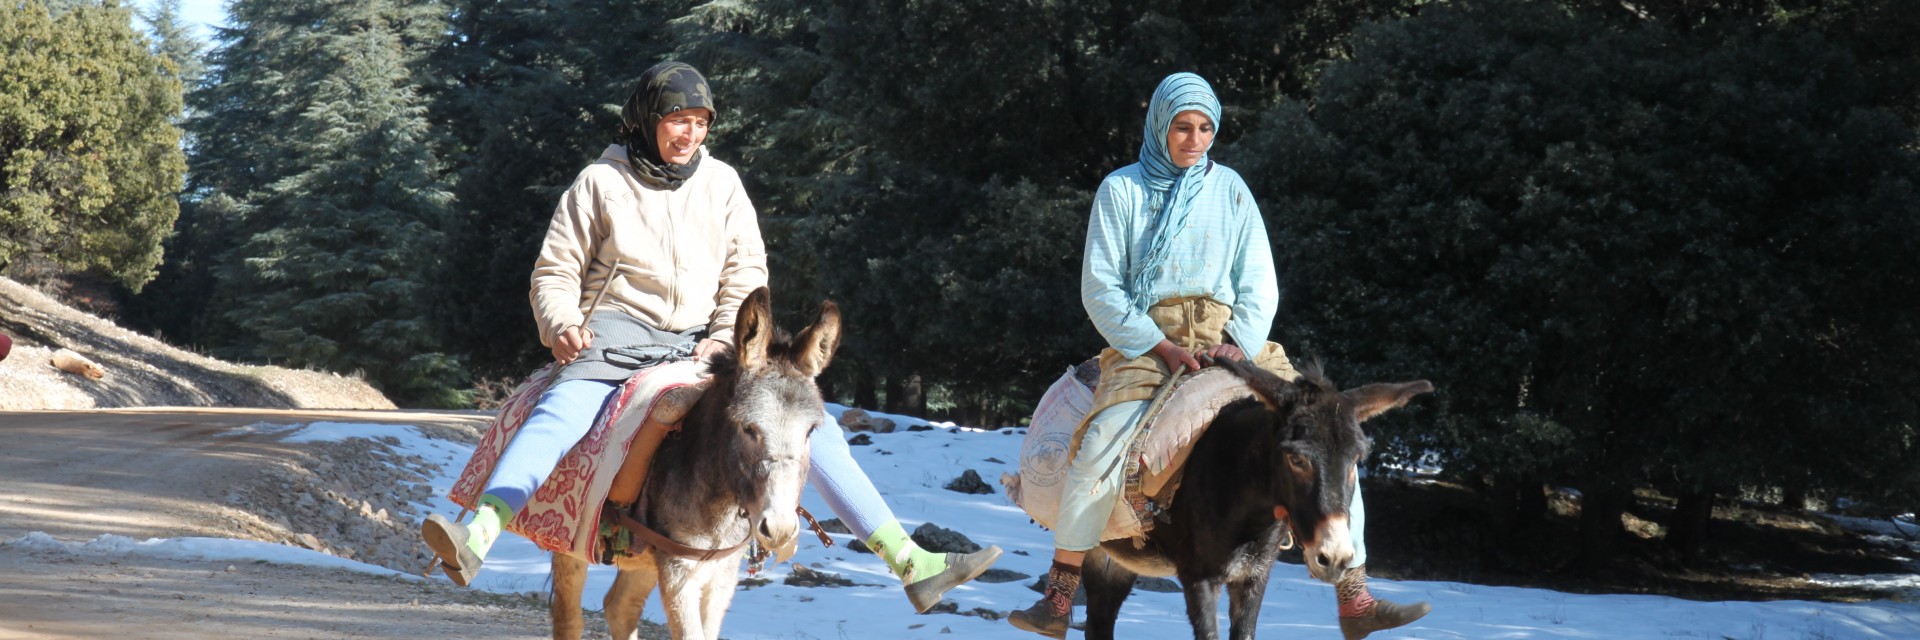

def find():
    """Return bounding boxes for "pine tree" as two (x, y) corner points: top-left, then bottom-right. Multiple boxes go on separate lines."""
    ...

(138, 0), (207, 89)
(193, 0), (466, 405)
(0, 0), (186, 290)
(1235, 0), (1920, 564)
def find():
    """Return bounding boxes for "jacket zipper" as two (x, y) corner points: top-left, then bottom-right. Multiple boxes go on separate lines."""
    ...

(663, 188), (679, 323)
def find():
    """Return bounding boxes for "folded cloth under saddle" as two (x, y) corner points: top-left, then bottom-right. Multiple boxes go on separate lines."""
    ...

(1006, 296), (1298, 544)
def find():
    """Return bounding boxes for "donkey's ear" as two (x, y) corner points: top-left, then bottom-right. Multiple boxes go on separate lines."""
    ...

(791, 300), (841, 378)
(735, 287), (774, 371)
(1216, 357), (1300, 412)
(1342, 380), (1434, 423)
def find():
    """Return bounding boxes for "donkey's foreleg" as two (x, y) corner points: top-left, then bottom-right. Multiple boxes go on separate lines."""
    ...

(657, 558), (709, 640)
(549, 553), (590, 640)
(695, 552), (746, 640)
(1225, 568), (1272, 640)
(604, 553), (660, 640)
(1225, 528), (1285, 640)
(1181, 575), (1226, 640)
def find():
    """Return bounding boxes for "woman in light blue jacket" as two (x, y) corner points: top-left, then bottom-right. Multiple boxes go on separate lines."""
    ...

(1008, 72), (1428, 640)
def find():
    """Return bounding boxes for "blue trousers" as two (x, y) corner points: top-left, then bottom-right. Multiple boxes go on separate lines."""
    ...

(1054, 398), (1369, 567)
(483, 379), (895, 541)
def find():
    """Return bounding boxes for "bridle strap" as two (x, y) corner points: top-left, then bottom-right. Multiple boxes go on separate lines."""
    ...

(797, 505), (835, 548)
(1273, 505), (1297, 551)
(612, 508), (755, 561)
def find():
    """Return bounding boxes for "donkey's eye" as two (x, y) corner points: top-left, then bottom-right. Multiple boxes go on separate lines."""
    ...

(1286, 453), (1310, 471)
(807, 422), (820, 437)
(745, 423), (762, 440)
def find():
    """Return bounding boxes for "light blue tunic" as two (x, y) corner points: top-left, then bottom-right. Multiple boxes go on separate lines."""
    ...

(1080, 161), (1279, 358)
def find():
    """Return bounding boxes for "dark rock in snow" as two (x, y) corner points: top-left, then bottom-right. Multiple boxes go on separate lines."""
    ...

(943, 469), (994, 495)
(911, 522), (982, 554)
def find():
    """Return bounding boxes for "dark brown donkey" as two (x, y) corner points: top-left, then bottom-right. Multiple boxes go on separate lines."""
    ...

(1083, 358), (1431, 640)
(550, 287), (840, 640)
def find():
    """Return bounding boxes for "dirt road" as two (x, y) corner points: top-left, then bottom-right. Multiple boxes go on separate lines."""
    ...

(0, 408), (625, 639)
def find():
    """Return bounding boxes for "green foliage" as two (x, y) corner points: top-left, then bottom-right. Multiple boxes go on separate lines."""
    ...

(160, 0), (469, 407)
(138, 0), (207, 89)
(1561, 0), (1920, 129)
(0, 0), (185, 290)
(1235, 0), (1920, 505)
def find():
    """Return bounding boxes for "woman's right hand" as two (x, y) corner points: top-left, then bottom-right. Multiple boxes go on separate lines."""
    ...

(1150, 339), (1202, 376)
(552, 325), (593, 364)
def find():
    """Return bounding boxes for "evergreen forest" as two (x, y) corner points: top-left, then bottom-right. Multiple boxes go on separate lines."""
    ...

(5, 0), (1918, 567)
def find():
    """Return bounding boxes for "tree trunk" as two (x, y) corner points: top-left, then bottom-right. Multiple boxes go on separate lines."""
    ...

(956, 395), (983, 427)
(1576, 486), (1627, 575)
(1484, 475), (1548, 568)
(816, 374), (837, 406)
(855, 370), (878, 411)
(1781, 483), (1809, 511)
(1667, 488), (1714, 562)
(886, 372), (926, 416)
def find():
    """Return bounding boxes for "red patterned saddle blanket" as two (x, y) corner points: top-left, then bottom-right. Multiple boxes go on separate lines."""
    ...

(448, 360), (709, 561)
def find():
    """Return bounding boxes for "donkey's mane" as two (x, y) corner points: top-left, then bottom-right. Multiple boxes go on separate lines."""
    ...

(1208, 356), (1367, 483)
(1291, 359), (1335, 395)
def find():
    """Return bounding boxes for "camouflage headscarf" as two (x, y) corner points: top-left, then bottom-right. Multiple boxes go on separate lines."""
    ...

(619, 61), (715, 190)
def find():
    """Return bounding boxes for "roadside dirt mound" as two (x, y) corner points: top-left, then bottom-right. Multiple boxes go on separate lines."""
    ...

(0, 408), (652, 639)
(0, 277), (393, 410)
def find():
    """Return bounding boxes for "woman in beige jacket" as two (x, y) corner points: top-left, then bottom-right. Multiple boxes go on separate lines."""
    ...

(422, 62), (999, 611)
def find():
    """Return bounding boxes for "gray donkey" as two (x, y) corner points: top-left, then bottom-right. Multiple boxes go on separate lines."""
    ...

(550, 287), (840, 640)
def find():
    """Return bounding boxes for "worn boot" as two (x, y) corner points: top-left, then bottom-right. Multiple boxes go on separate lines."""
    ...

(1337, 565), (1432, 640)
(1008, 560), (1079, 639)
(422, 494), (509, 587)
(867, 521), (1005, 612)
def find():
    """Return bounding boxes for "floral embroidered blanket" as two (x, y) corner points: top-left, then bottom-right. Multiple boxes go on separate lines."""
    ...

(448, 360), (709, 561)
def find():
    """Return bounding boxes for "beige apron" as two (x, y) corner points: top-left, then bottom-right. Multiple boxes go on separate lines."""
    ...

(1069, 296), (1298, 463)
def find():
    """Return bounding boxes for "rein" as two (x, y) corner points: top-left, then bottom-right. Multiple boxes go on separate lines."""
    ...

(607, 504), (837, 561)
(611, 506), (758, 562)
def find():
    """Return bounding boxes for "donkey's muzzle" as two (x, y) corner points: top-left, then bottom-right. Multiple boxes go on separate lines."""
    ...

(1303, 513), (1356, 583)
(757, 512), (801, 563)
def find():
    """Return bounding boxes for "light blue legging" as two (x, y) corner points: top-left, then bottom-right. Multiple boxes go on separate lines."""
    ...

(484, 379), (895, 541)
(1054, 399), (1369, 567)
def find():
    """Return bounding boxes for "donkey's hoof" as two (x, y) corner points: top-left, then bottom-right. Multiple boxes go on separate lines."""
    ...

(904, 545), (1003, 613)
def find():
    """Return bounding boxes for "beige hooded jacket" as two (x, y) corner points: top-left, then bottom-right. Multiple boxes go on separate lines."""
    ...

(530, 144), (767, 347)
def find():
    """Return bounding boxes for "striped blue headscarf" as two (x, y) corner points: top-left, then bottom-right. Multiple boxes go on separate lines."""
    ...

(1131, 72), (1222, 306)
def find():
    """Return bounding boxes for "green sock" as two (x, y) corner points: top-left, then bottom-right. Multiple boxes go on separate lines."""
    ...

(467, 494), (512, 559)
(866, 521), (949, 585)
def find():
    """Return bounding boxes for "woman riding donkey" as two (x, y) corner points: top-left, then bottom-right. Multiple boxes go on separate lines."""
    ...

(1007, 72), (1430, 639)
(421, 61), (1000, 612)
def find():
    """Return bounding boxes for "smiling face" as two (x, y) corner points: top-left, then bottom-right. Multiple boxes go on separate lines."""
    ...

(655, 108), (712, 165)
(1165, 109), (1215, 169)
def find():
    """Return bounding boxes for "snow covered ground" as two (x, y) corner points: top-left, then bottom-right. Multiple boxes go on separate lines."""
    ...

(19, 407), (1920, 639)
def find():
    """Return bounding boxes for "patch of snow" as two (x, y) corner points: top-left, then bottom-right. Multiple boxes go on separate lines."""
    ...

(215, 421), (303, 438)
(4, 532), (410, 578)
(35, 412), (1920, 639)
